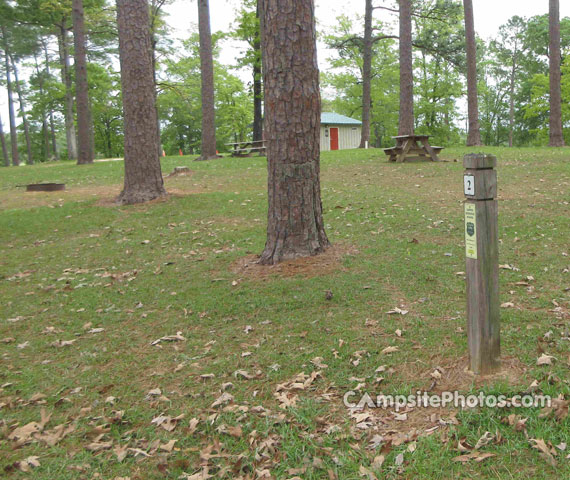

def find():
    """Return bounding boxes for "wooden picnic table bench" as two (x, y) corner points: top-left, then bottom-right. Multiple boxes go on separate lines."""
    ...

(226, 140), (267, 157)
(383, 134), (444, 162)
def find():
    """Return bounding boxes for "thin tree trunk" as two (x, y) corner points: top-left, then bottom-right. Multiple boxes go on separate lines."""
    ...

(463, 0), (482, 146)
(259, 0), (330, 264)
(58, 24), (78, 160)
(508, 51), (516, 148)
(116, 0), (166, 205)
(150, 1), (163, 157)
(73, 0), (94, 164)
(359, 0), (373, 148)
(398, 0), (414, 136)
(0, 114), (9, 167)
(2, 27), (19, 166)
(252, 1), (263, 142)
(34, 52), (51, 160)
(42, 38), (59, 159)
(9, 55), (33, 164)
(549, 0), (564, 146)
(197, 0), (218, 160)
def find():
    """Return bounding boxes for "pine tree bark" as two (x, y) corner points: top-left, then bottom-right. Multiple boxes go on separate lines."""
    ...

(197, 0), (218, 160)
(259, 0), (330, 265)
(398, 0), (414, 136)
(252, 1), (263, 143)
(549, 0), (565, 147)
(9, 56), (33, 165)
(359, 0), (373, 148)
(73, 0), (94, 164)
(463, 0), (482, 146)
(0, 113), (9, 167)
(2, 39), (19, 166)
(58, 25), (78, 160)
(116, 0), (166, 205)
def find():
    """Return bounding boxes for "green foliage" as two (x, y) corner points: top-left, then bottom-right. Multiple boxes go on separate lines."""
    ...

(157, 34), (252, 155)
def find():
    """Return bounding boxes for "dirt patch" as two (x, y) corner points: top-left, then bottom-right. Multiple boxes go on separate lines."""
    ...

(344, 355), (530, 445)
(230, 244), (359, 279)
(405, 355), (529, 393)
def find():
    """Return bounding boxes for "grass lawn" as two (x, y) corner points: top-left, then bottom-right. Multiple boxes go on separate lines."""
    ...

(0, 147), (568, 479)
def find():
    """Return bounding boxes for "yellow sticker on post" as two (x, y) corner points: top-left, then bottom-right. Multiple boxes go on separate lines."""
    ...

(464, 203), (477, 260)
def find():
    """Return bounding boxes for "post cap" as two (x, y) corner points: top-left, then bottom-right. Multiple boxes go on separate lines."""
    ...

(463, 154), (497, 169)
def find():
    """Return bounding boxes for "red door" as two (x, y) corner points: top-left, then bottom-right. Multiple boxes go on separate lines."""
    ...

(330, 127), (339, 150)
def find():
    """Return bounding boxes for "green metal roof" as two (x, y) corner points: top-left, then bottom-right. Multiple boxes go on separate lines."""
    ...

(321, 112), (362, 125)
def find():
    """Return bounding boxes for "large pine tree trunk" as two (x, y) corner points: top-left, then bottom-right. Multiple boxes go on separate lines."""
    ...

(398, 0), (414, 136)
(3, 50), (19, 166)
(549, 0), (565, 147)
(9, 55), (33, 165)
(58, 25), (78, 160)
(252, 1), (263, 143)
(359, 0), (373, 148)
(0, 113), (9, 167)
(73, 0), (94, 164)
(463, 0), (482, 146)
(259, 0), (330, 265)
(197, 0), (218, 160)
(116, 0), (166, 205)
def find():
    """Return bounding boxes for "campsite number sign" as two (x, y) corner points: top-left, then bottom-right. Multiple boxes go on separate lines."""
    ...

(464, 174), (475, 196)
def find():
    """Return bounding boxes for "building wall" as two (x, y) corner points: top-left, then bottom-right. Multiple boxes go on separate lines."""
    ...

(320, 125), (361, 151)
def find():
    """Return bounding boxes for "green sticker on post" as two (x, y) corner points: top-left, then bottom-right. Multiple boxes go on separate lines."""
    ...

(465, 203), (477, 259)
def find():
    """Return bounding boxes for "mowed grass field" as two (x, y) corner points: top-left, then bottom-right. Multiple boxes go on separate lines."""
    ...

(0, 147), (568, 479)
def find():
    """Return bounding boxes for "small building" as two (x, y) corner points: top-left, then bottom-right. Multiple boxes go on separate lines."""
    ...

(320, 112), (362, 151)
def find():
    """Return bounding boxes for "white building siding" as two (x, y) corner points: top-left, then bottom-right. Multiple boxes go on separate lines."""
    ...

(320, 125), (362, 151)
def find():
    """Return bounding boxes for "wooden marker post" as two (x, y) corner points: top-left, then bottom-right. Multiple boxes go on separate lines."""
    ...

(464, 154), (500, 374)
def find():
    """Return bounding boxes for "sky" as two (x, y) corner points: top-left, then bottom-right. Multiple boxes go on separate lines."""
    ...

(163, 0), (570, 69)
(2, 0), (570, 127)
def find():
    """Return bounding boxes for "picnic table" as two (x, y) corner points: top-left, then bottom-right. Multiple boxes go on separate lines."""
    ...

(383, 135), (444, 162)
(226, 140), (266, 157)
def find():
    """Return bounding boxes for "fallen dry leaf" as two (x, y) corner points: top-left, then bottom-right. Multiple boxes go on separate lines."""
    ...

(474, 431), (495, 449)
(14, 456), (41, 472)
(8, 408), (51, 446)
(151, 413), (185, 432)
(386, 307), (408, 315)
(453, 452), (496, 463)
(530, 438), (557, 467)
(537, 354), (556, 366)
(211, 392), (234, 408)
(151, 331), (185, 346)
(381, 346), (399, 354)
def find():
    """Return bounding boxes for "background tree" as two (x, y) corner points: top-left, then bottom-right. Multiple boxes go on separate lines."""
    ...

(549, 0), (564, 146)
(116, 0), (166, 204)
(463, 0), (482, 145)
(0, 113), (8, 166)
(259, 0), (329, 264)
(73, 0), (94, 164)
(1, 25), (19, 166)
(489, 17), (525, 147)
(232, 0), (263, 142)
(197, 0), (218, 160)
(9, 48), (34, 164)
(158, 33), (251, 154)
